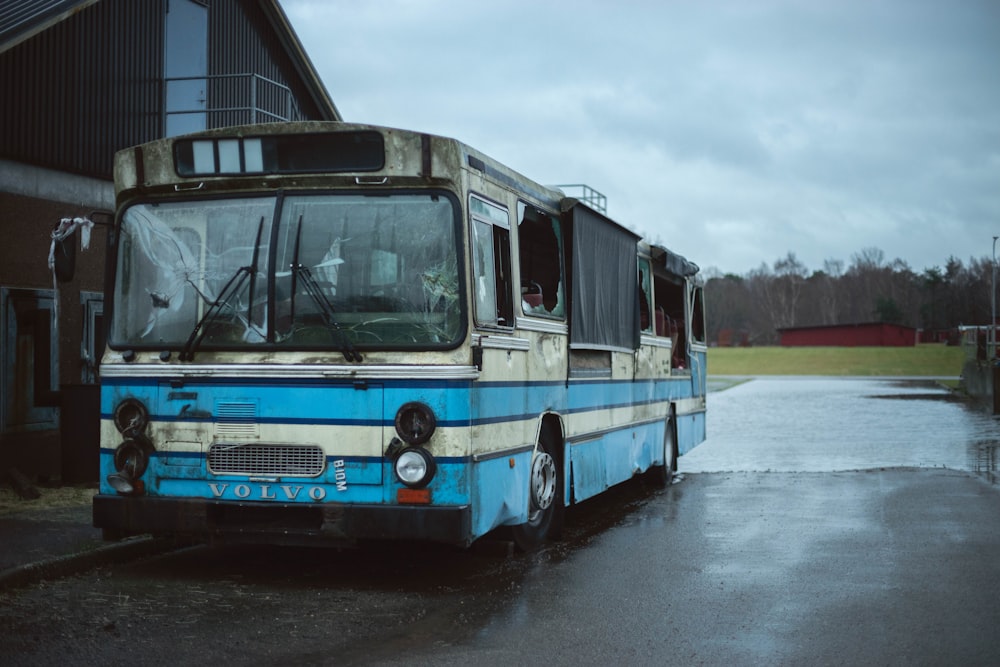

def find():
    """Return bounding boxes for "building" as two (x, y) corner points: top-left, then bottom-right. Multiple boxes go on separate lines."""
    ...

(777, 323), (917, 347)
(1, 0), (339, 482)
(716, 328), (750, 347)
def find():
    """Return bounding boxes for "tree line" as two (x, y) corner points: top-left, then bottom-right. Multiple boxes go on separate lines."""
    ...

(704, 247), (991, 345)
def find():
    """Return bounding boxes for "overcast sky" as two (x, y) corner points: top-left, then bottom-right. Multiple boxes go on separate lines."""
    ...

(283, 0), (1000, 276)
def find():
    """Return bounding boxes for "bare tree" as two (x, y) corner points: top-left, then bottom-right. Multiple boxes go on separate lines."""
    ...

(704, 247), (992, 345)
(818, 258), (844, 325)
(751, 252), (807, 332)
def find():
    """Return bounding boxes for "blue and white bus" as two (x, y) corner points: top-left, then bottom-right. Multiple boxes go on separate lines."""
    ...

(93, 122), (706, 549)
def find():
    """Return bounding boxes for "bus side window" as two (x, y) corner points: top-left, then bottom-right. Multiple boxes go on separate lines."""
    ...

(654, 274), (685, 367)
(638, 259), (653, 332)
(691, 285), (706, 344)
(470, 196), (513, 327)
(517, 203), (565, 318)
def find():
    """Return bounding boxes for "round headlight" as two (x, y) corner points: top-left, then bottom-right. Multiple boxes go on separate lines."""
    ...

(394, 402), (436, 445)
(113, 398), (149, 436)
(394, 448), (436, 488)
(113, 437), (152, 478)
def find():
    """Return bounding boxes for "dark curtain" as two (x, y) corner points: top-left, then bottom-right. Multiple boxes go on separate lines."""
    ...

(567, 204), (640, 351)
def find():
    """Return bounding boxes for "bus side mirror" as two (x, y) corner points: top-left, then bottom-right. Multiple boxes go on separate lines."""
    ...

(49, 213), (107, 283)
(52, 235), (77, 282)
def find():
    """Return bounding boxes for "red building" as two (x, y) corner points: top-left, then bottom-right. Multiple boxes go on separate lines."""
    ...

(778, 323), (917, 347)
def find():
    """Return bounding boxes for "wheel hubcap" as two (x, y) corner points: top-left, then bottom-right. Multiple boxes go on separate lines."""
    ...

(529, 451), (557, 511)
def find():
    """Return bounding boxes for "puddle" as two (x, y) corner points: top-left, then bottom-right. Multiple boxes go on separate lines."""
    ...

(682, 377), (1000, 480)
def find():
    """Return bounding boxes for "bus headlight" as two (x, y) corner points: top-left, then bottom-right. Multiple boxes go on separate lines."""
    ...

(109, 436), (154, 495)
(394, 402), (436, 445)
(113, 398), (149, 437)
(393, 448), (436, 488)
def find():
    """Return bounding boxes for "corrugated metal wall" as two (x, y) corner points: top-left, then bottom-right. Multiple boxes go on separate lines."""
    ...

(0, 0), (328, 180)
(208, 0), (318, 127)
(73, 1), (165, 174)
(0, 0), (164, 178)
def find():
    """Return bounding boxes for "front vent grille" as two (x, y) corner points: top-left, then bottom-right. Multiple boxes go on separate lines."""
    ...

(215, 401), (259, 439)
(208, 444), (326, 477)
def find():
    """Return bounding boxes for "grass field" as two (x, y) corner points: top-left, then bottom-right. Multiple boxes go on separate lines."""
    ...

(706, 345), (965, 377)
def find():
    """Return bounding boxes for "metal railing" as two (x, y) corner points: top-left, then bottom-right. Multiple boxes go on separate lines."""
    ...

(164, 72), (298, 132)
(960, 325), (998, 363)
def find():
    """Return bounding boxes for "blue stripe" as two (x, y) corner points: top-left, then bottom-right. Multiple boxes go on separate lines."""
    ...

(102, 377), (699, 427)
(100, 375), (684, 390)
(101, 376), (477, 390)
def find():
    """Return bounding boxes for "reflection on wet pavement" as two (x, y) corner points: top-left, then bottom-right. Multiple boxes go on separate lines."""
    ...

(973, 441), (999, 483)
(681, 377), (1000, 481)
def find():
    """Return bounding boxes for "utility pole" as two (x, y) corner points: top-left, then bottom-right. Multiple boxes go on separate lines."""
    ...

(993, 236), (998, 357)
(993, 236), (998, 414)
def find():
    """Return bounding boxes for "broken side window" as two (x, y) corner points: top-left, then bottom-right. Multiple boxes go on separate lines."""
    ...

(654, 274), (686, 368)
(690, 284), (706, 344)
(638, 257), (653, 333)
(517, 203), (565, 319)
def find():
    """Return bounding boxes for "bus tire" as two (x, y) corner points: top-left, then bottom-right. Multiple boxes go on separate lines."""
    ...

(650, 418), (676, 488)
(512, 427), (564, 551)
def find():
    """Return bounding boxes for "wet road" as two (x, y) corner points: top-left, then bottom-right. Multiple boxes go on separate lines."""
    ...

(371, 378), (1000, 665)
(378, 470), (1000, 666)
(2, 378), (1000, 665)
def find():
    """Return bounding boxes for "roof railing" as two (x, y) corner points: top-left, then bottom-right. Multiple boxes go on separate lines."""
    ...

(555, 184), (607, 215)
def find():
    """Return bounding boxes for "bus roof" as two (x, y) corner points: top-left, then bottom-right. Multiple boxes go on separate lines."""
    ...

(650, 244), (700, 279)
(115, 121), (698, 280)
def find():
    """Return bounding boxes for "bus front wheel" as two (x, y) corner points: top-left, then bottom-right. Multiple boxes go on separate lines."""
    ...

(649, 418), (676, 488)
(512, 429), (564, 551)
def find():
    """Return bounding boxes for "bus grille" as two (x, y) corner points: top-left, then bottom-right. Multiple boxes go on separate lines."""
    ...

(208, 444), (326, 477)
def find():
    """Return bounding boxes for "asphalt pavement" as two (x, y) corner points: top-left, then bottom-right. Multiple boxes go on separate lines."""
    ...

(0, 486), (165, 591)
(3, 469), (1000, 665)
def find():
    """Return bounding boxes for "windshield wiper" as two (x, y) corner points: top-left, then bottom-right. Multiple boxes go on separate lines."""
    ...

(244, 216), (266, 335)
(179, 217), (266, 361)
(178, 266), (251, 361)
(290, 216), (362, 363)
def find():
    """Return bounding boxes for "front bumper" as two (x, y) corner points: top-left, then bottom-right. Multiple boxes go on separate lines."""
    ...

(93, 494), (472, 546)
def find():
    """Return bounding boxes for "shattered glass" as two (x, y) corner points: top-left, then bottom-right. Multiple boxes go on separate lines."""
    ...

(110, 193), (463, 352)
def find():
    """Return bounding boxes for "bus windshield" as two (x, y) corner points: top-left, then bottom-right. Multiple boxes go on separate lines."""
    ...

(110, 192), (463, 352)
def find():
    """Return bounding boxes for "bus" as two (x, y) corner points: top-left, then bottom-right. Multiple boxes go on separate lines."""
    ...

(93, 121), (706, 549)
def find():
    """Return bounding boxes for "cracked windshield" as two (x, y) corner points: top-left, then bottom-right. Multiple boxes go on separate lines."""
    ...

(111, 193), (462, 351)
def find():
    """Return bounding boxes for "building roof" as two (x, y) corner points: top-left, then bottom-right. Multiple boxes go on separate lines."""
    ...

(0, 0), (339, 121)
(257, 0), (340, 121)
(0, 0), (97, 53)
(777, 322), (917, 333)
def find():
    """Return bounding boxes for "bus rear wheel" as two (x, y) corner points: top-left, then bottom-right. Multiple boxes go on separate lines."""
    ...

(512, 429), (564, 551)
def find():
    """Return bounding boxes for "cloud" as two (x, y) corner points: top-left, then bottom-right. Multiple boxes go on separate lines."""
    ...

(283, 0), (1000, 274)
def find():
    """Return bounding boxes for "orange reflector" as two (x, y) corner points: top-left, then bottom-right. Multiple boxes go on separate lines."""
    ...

(397, 488), (431, 504)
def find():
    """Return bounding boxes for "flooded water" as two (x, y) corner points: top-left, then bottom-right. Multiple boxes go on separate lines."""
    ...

(681, 377), (1000, 480)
